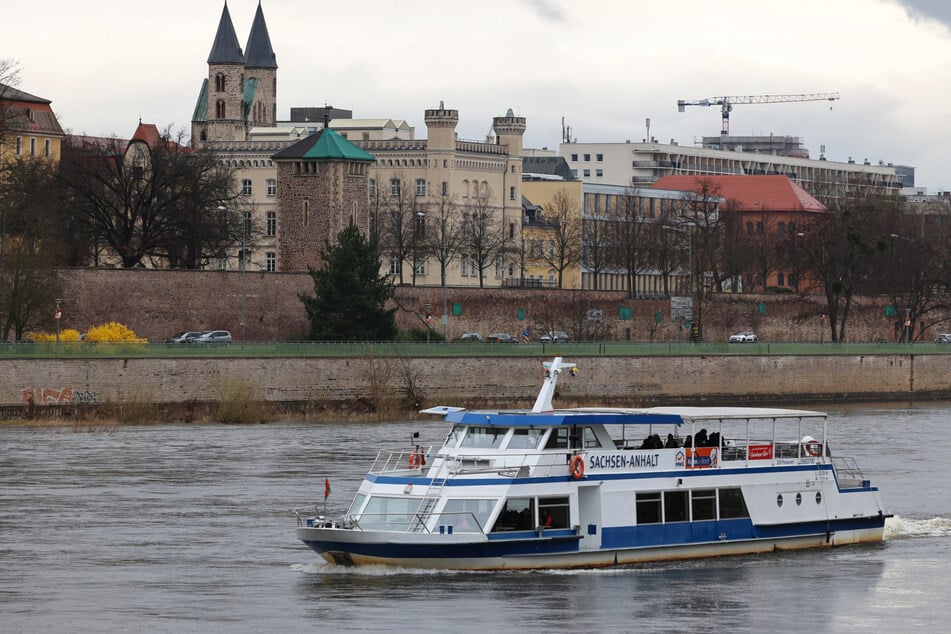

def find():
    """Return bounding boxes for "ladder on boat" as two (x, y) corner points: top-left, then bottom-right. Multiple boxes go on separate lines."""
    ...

(412, 455), (460, 532)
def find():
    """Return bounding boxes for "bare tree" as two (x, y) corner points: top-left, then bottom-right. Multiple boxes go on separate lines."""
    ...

(610, 188), (650, 299)
(377, 173), (426, 285)
(461, 184), (506, 288)
(0, 58), (22, 137)
(539, 188), (582, 289)
(426, 189), (462, 288)
(58, 129), (238, 268)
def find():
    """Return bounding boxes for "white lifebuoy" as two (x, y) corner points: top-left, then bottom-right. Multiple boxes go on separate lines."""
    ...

(804, 440), (822, 457)
(569, 454), (585, 479)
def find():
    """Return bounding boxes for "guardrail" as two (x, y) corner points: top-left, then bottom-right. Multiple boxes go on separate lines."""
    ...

(1, 340), (949, 359)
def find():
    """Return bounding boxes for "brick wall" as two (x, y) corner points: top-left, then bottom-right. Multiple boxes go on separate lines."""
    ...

(55, 268), (945, 344)
(6, 354), (951, 410)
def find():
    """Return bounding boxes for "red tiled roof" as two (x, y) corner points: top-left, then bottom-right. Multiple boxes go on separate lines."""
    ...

(651, 175), (826, 213)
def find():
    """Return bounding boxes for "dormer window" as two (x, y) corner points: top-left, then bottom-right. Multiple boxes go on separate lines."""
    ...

(26, 109), (35, 123)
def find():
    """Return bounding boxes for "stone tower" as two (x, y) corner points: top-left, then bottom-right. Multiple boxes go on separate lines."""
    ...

(243, 1), (278, 128)
(191, 2), (278, 147)
(272, 128), (376, 272)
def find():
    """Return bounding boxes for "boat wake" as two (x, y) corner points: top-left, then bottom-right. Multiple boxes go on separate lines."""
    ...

(884, 515), (951, 539)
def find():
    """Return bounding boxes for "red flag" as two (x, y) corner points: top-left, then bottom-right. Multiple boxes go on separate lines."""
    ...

(324, 478), (331, 499)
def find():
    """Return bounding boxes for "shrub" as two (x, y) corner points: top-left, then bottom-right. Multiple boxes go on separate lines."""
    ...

(85, 322), (148, 343)
(26, 329), (82, 342)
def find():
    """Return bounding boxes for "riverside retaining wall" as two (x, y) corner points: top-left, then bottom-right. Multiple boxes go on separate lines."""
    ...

(9, 354), (951, 413)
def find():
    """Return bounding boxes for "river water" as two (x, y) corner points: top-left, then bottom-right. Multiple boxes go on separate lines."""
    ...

(2, 403), (950, 633)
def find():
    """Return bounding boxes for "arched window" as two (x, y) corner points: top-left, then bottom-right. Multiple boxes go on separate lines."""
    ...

(746, 221), (754, 235)
(216, 100), (226, 118)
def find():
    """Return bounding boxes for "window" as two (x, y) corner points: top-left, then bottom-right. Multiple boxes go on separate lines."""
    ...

(416, 179), (427, 196)
(266, 211), (276, 237)
(718, 488), (750, 519)
(389, 257), (400, 275)
(570, 169), (578, 178)
(390, 178), (401, 197)
(691, 489), (717, 521)
(414, 259), (426, 276)
(583, 153), (591, 161)
(636, 492), (662, 524)
(777, 222), (786, 236)
(570, 153), (578, 161)
(509, 186), (515, 201)
(265, 252), (276, 272)
(596, 153), (603, 161)
(746, 221), (754, 235)
(216, 100), (226, 118)
(27, 108), (35, 123)
(537, 496), (570, 529)
(241, 179), (252, 196)
(492, 498), (534, 532)
(29, 138), (36, 156)
(437, 499), (496, 533)
(460, 426), (506, 449)
(442, 181), (448, 196)
(15, 136), (21, 155)
(507, 429), (545, 449)
(509, 223), (515, 239)
(369, 179), (377, 197)
(757, 222), (764, 235)
(777, 273), (785, 287)
(266, 179), (276, 196)
(596, 169), (603, 177)
(44, 139), (51, 157)
(664, 491), (689, 523)
(549, 240), (555, 257)
(583, 169), (591, 178)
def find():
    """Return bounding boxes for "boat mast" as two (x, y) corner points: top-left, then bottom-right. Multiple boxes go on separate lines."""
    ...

(532, 357), (576, 412)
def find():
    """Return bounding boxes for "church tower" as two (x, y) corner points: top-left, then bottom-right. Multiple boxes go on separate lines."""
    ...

(191, 2), (278, 147)
(243, 1), (278, 128)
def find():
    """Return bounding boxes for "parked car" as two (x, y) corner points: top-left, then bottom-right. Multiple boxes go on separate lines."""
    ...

(193, 330), (233, 344)
(539, 331), (569, 343)
(729, 331), (757, 343)
(486, 333), (518, 343)
(936, 333), (951, 343)
(165, 331), (202, 343)
(459, 332), (484, 342)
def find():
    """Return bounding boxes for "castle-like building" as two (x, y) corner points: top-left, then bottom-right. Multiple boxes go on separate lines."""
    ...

(191, 2), (525, 286)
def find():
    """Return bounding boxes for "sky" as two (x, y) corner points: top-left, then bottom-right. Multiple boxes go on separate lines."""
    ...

(6, 0), (951, 190)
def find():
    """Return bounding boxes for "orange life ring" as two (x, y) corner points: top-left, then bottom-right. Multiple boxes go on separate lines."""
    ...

(409, 451), (424, 468)
(804, 440), (822, 457)
(569, 454), (585, 479)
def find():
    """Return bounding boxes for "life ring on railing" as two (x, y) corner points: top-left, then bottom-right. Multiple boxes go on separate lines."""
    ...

(409, 451), (426, 468)
(569, 454), (585, 480)
(804, 440), (822, 457)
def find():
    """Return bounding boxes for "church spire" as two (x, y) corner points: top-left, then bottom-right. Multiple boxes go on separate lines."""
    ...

(207, 2), (244, 64)
(245, 1), (277, 69)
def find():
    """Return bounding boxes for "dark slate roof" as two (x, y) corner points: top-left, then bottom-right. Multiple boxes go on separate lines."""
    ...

(207, 3), (244, 64)
(244, 2), (277, 69)
(523, 156), (576, 181)
(272, 127), (375, 162)
(0, 83), (51, 104)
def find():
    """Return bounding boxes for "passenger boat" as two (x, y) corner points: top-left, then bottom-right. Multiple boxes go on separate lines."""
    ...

(294, 357), (890, 570)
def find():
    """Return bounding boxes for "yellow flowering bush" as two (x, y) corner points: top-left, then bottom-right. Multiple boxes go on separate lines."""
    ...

(27, 329), (82, 342)
(84, 322), (148, 343)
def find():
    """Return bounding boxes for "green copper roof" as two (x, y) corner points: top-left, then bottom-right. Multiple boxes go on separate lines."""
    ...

(273, 127), (376, 162)
(192, 78), (208, 123)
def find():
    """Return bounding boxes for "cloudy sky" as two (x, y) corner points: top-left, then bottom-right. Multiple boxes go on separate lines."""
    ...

(7, 0), (951, 189)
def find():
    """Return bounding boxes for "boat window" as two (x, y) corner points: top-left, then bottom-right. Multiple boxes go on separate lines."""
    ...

(445, 425), (466, 448)
(491, 497), (534, 532)
(691, 489), (716, 521)
(357, 496), (419, 531)
(460, 426), (507, 449)
(545, 427), (570, 449)
(437, 499), (496, 533)
(347, 493), (367, 518)
(507, 428), (545, 450)
(664, 491), (689, 523)
(635, 492), (662, 525)
(718, 488), (750, 519)
(537, 496), (570, 529)
(583, 427), (603, 449)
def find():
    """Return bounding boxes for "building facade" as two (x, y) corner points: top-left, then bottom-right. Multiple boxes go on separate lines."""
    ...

(0, 83), (64, 167)
(559, 140), (904, 202)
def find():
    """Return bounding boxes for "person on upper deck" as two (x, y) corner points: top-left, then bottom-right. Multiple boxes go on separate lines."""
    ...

(665, 433), (678, 448)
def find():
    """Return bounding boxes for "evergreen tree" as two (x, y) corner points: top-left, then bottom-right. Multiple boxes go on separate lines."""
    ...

(300, 222), (397, 341)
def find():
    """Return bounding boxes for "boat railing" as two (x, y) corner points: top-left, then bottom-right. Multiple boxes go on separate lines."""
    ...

(346, 511), (487, 536)
(369, 447), (436, 474)
(831, 456), (868, 488)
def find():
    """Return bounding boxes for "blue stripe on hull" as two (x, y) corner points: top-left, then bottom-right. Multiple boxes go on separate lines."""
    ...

(301, 515), (886, 563)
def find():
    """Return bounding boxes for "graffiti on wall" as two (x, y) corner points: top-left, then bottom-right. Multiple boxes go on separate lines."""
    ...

(22, 387), (99, 406)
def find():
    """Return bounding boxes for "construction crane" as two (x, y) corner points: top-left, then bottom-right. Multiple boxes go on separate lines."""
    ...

(677, 93), (840, 135)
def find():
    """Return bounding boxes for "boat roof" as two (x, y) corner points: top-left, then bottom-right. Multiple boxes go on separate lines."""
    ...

(419, 358), (827, 428)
